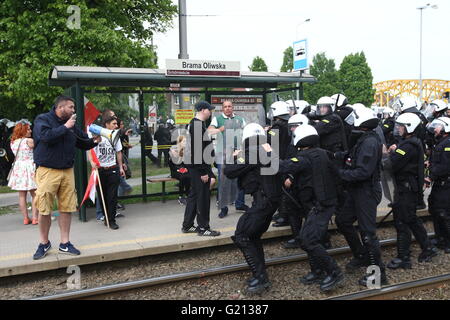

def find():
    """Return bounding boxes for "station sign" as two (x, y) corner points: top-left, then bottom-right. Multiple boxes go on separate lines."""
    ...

(166, 59), (241, 77)
(175, 109), (195, 125)
(293, 39), (308, 71)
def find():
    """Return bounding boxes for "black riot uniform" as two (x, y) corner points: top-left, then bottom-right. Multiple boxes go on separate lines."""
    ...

(335, 126), (387, 286)
(335, 106), (354, 147)
(381, 117), (396, 147)
(428, 135), (450, 253)
(312, 112), (348, 153)
(224, 136), (281, 294)
(279, 142), (343, 292)
(268, 118), (292, 228)
(386, 136), (437, 269)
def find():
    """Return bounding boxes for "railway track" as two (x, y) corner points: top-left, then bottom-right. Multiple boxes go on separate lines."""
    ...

(327, 273), (450, 300)
(34, 238), (403, 300)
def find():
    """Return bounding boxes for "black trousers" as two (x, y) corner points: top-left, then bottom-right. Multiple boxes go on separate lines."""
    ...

(300, 205), (338, 273)
(235, 191), (279, 240)
(428, 184), (450, 246)
(158, 148), (169, 167)
(97, 167), (120, 224)
(393, 189), (430, 257)
(336, 183), (384, 269)
(182, 168), (212, 230)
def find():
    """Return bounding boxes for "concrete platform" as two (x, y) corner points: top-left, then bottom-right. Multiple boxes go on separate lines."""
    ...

(0, 192), (428, 278)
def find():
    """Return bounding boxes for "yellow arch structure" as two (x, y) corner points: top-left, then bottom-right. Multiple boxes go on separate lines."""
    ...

(374, 79), (450, 106)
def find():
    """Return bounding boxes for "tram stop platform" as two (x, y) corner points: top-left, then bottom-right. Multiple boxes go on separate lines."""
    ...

(0, 193), (428, 278)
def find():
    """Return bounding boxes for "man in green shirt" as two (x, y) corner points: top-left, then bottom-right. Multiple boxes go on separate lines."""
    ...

(209, 100), (248, 218)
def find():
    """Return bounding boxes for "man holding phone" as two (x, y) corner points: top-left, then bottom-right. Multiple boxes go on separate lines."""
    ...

(32, 96), (101, 260)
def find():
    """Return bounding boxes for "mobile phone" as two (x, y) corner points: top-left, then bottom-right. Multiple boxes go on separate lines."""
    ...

(71, 114), (77, 120)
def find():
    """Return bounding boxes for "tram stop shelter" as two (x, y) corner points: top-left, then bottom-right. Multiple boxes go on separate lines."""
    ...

(48, 66), (316, 221)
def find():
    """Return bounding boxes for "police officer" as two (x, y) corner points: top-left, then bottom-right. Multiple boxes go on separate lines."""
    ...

(425, 117), (450, 253)
(381, 107), (396, 147)
(332, 94), (354, 145)
(267, 101), (292, 227)
(286, 100), (312, 116)
(395, 96), (429, 210)
(282, 114), (310, 248)
(385, 113), (437, 269)
(280, 125), (343, 292)
(224, 123), (281, 294)
(335, 106), (387, 286)
(424, 99), (449, 121)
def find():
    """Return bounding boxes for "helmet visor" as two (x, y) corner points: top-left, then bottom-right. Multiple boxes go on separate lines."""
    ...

(427, 119), (446, 135)
(344, 112), (355, 126)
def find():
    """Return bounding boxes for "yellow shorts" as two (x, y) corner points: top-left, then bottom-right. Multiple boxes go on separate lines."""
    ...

(35, 167), (77, 215)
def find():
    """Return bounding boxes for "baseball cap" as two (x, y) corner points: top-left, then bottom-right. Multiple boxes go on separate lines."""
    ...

(195, 101), (215, 111)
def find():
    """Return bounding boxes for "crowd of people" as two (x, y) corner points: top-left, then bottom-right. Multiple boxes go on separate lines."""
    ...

(1, 93), (450, 296)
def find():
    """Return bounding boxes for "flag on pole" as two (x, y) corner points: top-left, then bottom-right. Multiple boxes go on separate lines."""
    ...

(80, 149), (101, 207)
(84, 97), (100, 128)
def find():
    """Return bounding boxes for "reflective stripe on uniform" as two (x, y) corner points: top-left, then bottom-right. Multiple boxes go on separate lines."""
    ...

(396, 149), (406, 156)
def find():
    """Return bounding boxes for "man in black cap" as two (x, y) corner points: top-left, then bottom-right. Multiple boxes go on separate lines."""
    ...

(182, 101), (220, 236)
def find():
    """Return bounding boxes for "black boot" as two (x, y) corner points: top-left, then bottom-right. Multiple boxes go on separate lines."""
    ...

(358, 235), (388, 287)
(283, 214), (303, 249)
(300, 256), (326, 285)
(320, 267), (344, 292)
(387, 232), (411, 270)
(345, 253), (370, 272)
(418, 246), (439, 262)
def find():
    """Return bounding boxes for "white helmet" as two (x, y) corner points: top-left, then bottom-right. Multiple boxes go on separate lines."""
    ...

(353, 104), (378, 129)
(286, 100), (311, 114)
(331, 94), (348, 108)
(242, 123), (266, 142)
(288, 114), (309, 127)
(427, 117), (450, 134)
(395, 113), (421, 134)
(293, 125), (319, 147)
(393, 96), (419, 113)
(429, 99), (448, 113)
(316, 96), (336, 115)
(166, 119), (175, 125)
(382, 107), (395, 118)
(270, 101), (290, 120)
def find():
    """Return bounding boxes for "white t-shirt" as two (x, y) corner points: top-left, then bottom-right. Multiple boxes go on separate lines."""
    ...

(88, 132), (123, 168)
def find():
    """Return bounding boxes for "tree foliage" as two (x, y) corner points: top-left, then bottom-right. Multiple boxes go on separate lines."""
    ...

(303, 52), (340, 104)
(0, 0), (177, 121)
(248, 56), (268, 72)
(338, 52), (375, 107)
(280, 47), (293, 73)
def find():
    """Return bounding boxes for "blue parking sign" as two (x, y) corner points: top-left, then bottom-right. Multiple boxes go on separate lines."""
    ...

(293, 39), (308, 71)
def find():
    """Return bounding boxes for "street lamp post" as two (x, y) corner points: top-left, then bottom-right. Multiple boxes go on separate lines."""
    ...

(417, 3), (438, 105)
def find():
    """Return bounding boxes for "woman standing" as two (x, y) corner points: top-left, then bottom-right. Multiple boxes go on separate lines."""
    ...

(8, 121), (38, 225)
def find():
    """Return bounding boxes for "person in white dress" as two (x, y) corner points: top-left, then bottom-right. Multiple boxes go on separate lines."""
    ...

(7, 121), (38, 225)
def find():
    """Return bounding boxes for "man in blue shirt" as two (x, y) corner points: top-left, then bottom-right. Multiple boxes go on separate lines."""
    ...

(32, 96), (100, 260)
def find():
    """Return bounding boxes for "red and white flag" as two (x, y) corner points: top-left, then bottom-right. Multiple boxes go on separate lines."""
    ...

(84, 97), (101, 129)
(80, 150), (101, 207)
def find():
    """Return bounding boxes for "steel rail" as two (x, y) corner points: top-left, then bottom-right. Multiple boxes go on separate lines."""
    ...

(33, 238), (400, 300)
(327, 273), (450, 300)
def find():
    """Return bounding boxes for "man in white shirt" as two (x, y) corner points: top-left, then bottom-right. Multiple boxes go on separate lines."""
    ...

(88, 116), (125, 230)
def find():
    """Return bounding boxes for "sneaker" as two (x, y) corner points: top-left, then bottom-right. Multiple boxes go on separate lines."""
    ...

(33, 241), (52, 260)
(117, 203), (125, 211)
(109, 221), (119, 230)
(218, 207), (228, 219)
(181, 226), (199, 233)
(97, 216), (105, 222)
(178, 197), (187, 206)
(115, 212), (124, 218)
(59, 242), (81, 256)
(198, 228), (221, 237)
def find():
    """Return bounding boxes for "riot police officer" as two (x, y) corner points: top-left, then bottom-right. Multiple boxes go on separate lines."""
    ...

(332, 94), (354, 145)
(381, 107), (396, 147)
(224, 123), (281, 294)
(335, 106), (387, 286)
(425, 117), (450, 253)
(279, 125), (343, 292)
(282, 114), (310, 248)
(267, 101), (292, 227)
(385, 113), (437, 269)
(424, 99), (449, 121)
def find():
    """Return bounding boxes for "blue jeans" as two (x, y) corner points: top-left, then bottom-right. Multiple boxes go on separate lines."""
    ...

(95, 194), (104, 220)
(118, 176), (132, 196)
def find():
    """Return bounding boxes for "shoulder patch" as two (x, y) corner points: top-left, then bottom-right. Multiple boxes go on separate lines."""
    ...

(383, 124), (389, 128)
(237, 157), (245, 163)
(322, 119), (330, 124)
(268, 130), (276, 136)
(396, 149), (406, 156)
(291, 158), (299, 162)
(445, 148), (450, 152)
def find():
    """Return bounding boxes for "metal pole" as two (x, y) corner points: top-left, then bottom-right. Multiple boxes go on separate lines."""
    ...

(178, 0), (188, 59)
(419, 8), (423, 104)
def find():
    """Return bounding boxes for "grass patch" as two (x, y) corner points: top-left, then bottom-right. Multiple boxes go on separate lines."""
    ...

(0, 205), (19, 216)
(0, 185), (16, 194)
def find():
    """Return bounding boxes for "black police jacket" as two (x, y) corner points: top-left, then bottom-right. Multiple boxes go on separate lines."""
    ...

(429, 136), (450, 181)
(389, 136), (424, 192)
(267, 120), (290, 160)
(312, 113), (347, 153)
(339, 131), (382, 187)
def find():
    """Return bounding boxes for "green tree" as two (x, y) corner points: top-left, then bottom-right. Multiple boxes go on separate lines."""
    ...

(249, 56), (268, 72)
(280, 47), (293, 72)
(0, 0), (177, 121)
(303, 52), (340, 104)
(338, 52), (375, 107)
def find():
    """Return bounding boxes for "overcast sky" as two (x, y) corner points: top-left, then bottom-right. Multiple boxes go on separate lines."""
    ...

(153, 0), (449, 83)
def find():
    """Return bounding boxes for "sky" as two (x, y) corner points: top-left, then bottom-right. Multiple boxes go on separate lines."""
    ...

(152, 0), (449, 83)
